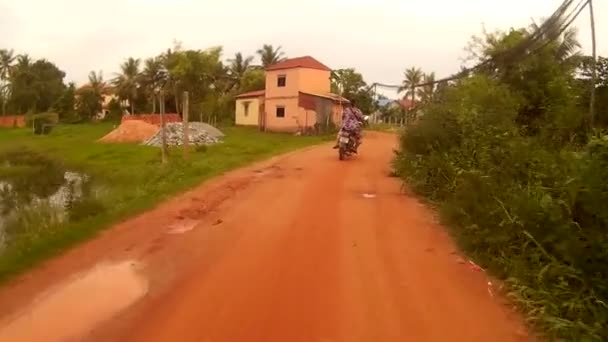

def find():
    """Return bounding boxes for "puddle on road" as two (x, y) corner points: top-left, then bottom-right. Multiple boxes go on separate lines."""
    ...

(0, 260), (148, 342)
(167, 220), (199, 234)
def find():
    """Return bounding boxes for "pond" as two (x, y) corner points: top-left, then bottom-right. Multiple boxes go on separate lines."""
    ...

(0, 150), (103, 251)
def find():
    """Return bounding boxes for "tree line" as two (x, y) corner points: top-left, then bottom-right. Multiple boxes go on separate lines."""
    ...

(0, 44), (382, 124)
(0, 43), (288, 123)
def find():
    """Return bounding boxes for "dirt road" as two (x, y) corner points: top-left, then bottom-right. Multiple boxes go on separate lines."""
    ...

(0, 132), (529, 341)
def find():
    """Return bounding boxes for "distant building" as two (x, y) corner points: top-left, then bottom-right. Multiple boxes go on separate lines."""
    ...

(235, 56), (348, 133)
(76, 83), (119, 120)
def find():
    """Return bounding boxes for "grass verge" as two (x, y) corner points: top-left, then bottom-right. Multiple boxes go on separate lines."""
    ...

(0, 123), (330, 283)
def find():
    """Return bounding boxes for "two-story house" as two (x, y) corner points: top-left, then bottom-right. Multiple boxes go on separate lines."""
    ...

(235, 56), (348, 132)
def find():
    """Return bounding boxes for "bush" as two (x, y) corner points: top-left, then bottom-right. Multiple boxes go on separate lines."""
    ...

(395, 75), (608, 340)
(26, 112), (59, 134)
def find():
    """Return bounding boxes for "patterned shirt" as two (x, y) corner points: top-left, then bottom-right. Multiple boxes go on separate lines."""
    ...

(342, 107), (364, 131)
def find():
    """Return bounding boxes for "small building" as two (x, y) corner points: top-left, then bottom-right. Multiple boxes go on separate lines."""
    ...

(235, 56), (348, 133)
(235, 90), (265, 127)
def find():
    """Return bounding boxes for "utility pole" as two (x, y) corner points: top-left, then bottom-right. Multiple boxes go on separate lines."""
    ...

(589, 0), (597, 128)
(182, 91), (190, 159)
(160, 90), (168, 164)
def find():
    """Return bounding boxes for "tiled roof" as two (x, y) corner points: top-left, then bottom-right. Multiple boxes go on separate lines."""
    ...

(396, 98), (417, 109)
(235, 90), (265, 98)
(266, 56), (331, 72)
(300, 91), (350, 103)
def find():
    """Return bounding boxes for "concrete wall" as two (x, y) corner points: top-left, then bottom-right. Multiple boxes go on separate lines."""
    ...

(298, 69), (331, 94)
(235, 97), (261, 126)
(265, 69), (300, 99)
(264, 98), (301, 132)
(0, 116), (26, 128)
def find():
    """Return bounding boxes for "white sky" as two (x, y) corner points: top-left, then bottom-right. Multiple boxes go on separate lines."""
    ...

(1, 0), (606, 98)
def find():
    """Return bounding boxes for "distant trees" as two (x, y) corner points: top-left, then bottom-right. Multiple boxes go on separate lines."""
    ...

(76, 71), (104, 120)
(0, 43), (293, 124)
(330, 68), (374, 114)
(113, 57), (141, 115)
(0, 49), (16, 116)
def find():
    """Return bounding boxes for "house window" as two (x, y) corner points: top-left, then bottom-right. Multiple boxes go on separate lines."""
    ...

(277, 75), (286, 87)
(276, 106), (285, 118)
(242, 101), (250, 117)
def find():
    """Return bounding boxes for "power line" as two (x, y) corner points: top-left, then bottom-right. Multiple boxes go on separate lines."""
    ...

(368, 0), (590, 92)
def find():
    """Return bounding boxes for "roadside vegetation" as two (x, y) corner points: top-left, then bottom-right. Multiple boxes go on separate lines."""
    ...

(394, 20), (608, 340)
(0, 124), (329, 283)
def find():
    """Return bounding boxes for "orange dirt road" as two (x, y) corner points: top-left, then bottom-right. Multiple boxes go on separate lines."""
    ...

(0, 132), (530, 342)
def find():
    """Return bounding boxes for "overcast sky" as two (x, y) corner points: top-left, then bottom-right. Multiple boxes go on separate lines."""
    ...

(1, 0), (606, 98)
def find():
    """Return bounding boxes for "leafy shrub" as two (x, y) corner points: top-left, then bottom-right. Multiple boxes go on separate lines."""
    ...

(26, 112), (59, 134)
(395, 75), (608, 340)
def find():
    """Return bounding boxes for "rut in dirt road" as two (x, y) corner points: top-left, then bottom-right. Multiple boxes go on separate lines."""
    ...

(0, 132), (529, 342)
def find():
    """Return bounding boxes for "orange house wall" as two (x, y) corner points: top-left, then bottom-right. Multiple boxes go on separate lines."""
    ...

(297, 69), (331, 94)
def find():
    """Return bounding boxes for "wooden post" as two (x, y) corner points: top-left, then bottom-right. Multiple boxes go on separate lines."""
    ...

(589, 0), (597, 128)
(160, 90), (168, 164)
(182, 91), (189, 159)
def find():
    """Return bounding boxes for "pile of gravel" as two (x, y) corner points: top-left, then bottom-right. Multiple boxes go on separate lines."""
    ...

(144, 122), (222, 147)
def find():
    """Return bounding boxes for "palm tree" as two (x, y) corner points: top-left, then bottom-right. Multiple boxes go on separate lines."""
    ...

(0, 49), (16, 115)
(141, 57), (165, 113)
(88, 70), (104, 94)
(256, 45), (285, 68)
(398, 67), (423, 124)
(161, 48), (181, 113)
(0, 49), (15, 82)
(419, 72), (436, 104)
(15, 54), (31, 69)
(227, 52), (254, 89)
(113, 57), (141, 114)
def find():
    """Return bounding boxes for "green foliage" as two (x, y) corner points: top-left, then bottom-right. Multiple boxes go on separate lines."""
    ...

(25, 112), (59, 135)
(256, 44), (285, 68)
(6, 58), (66, 114)
(76, 88), (102, 121)
(330, 68), (375, 114)
(104, 98), (123, 122)
(239, 68), (265, 93)
(395, 71), (608, 339)
(53, 82), (76, 121)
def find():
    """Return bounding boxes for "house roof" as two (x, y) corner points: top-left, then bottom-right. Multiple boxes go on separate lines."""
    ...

(266, 56), (331, 72)
(235, 90), (265, 99)
(300, 91), (350, 103)
(76, 83), (114, 94)
(396, 98), (417, 110)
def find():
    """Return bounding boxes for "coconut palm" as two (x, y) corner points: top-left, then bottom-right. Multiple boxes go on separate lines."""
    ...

(399, 67), (423, 124)
(227, 52), (254, 89)
(419, 72), (436, 104)
(528, 21), (581, 64)
(88, 70), (104, 94)
(113, 57), (141, 114)
(0, 49), (16, 115)
(15, 54), (31, 70)
(141, 57), (165, 113)
(399, 67), (423, 104)
(0, 49), (15, 82)
(256, 45), (285, 68)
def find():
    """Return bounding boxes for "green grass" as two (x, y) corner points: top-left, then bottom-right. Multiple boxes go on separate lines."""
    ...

(0, 123), (330, 283)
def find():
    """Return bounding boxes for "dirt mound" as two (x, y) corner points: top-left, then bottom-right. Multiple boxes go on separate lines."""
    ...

(99, 121), (159, 143)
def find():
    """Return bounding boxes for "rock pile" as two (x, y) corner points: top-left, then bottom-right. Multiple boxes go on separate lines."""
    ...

(144, 122), (222, 147)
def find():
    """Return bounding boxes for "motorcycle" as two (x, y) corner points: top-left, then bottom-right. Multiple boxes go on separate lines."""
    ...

(338, 130), (358, 160)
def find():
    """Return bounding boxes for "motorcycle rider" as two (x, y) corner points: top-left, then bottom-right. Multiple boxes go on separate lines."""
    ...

(333, 100), (364, 151)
